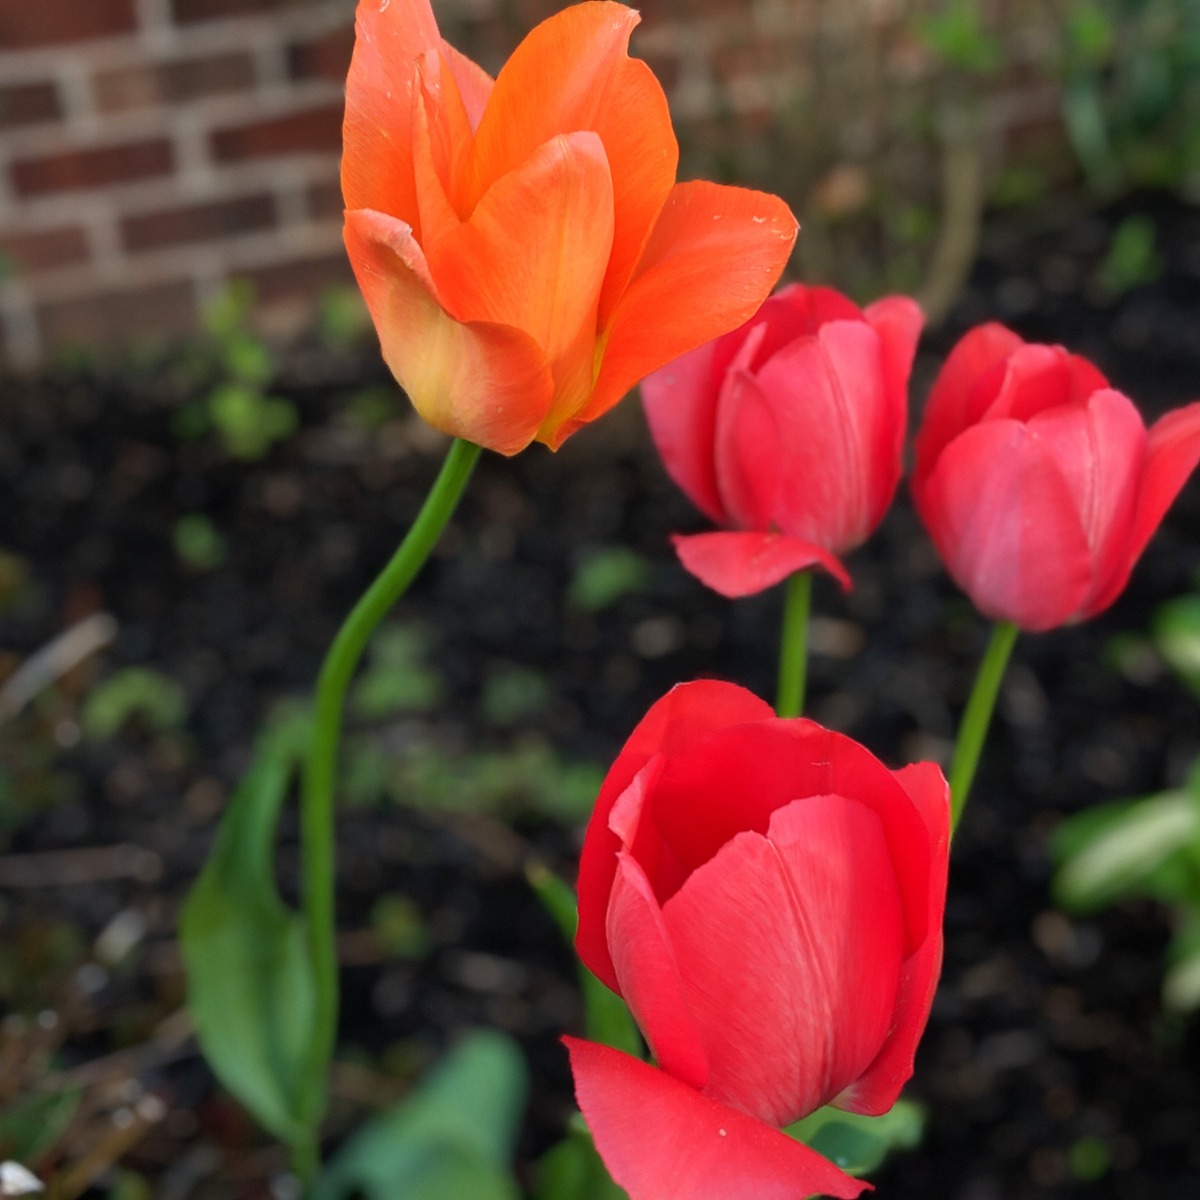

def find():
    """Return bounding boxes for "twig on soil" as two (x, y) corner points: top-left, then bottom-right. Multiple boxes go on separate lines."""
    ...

(0, 613), (118, 721)
(0, 844), (162, 888)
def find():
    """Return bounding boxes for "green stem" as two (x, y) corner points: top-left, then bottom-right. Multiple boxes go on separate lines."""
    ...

(295, 437), (482, 1176)
(949, 620), (1019, 833)
(776, 570), (812, 719)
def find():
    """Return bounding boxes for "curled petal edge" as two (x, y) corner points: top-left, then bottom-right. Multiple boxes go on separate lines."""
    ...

(673, 531), (852, 598)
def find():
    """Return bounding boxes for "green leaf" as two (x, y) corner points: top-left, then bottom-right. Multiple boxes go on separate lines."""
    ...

(179, 753), (317, 1145)
(525, 863), (642, 1059)
(207, 384), (297, 460)
(0, 1086), (82, 1161)
(82, 667), (188, 741)
(314, 1031), (527, 1200)
(568, 548), (652, 612)
(1097, 215), (1162, 295)
(350, 625), (445, 719)
(535, 1124), (628, 1200)
(1053, 790), (1200, 912)
(173, 514), (228, 572)
(1164, 914), (1200, 1012)
(1153, 594), (1200, 698)
(785, 1098), (925, 1176)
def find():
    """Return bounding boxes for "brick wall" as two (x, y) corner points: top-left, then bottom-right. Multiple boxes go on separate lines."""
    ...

(0, 0), (1067, 371)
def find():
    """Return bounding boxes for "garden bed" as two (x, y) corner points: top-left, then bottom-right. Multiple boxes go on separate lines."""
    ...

(2, 192), (1200, 1198)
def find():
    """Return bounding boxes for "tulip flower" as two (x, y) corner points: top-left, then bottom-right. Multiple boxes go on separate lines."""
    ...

(569, 680), (950, 1200)
(641, 283), (923, 597)
(341, 0), (798, 456)
(912, 322), (1200, 632)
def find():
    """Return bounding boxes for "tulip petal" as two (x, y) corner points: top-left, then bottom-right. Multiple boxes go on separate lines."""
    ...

(835, 761), (949, 1115)
(1088, 399), (1200, 618)
(424, 130), (615, 434)
(566, 1038), (869, 1200)
(343, 208), (554, 454)
(673, 531), (851, 598)
(661, 796), (905, 1124)
(411, 49), (479, 238)
(647, 721), (933, 955)
(576, 682), (775, 992)
(914, 419), (1093, 631)
(984, 344), (1109, 426)
(863, 295), (924, 468)
(914, 322), (1024, 479)
(439, 39), (492, 130)
(341, 0), (444, 224)
(607, 851), (710, 1089)
(717, 321), (901, 547)
(1026, 388), (1146, 611)
(772, 283), (865, 337)
(558, 181), (798, 448)
(468, 1), (677, 322)
(641, 340), (730, 526)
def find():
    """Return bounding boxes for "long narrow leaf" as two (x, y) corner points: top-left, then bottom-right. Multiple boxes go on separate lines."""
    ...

(180, 754), (317, 1144)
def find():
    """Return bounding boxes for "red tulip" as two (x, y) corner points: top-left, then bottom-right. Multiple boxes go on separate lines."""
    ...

(569, 680), (950, 1200)
(912, 323), (1200, 632)
(640, 284), (922, 596)
(341, 0), (798, 456)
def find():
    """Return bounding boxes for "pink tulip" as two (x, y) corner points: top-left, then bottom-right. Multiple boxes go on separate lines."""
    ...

(641, 284), (923, 596)
(912, 323), (1200, 632)
(569, 680), (950, 1200)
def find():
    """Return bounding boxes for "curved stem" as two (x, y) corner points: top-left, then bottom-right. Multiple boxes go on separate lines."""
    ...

(295, 437), (482, 1172)
(949, 620), (1019, 833)
(776, 570), (813, 719)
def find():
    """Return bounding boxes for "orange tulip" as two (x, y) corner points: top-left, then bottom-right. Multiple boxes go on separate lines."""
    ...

(341, 0), (798, 455)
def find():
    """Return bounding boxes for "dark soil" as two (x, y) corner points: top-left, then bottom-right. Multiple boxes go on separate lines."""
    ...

(2, 192), (1200, 1199)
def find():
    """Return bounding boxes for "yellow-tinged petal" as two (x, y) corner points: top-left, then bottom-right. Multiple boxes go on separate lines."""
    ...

(344, 208), (555, 455)
(424, 131), (615, 425)
(551, 181), (797, 448)
(467, 1), (676, 321)
(341, 0), (445, 225)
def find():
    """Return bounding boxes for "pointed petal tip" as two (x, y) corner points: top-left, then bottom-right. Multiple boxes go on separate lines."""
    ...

(566, 1038), (870, 1200)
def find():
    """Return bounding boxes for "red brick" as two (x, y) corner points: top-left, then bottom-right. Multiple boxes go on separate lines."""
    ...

(287, 25), (354, 83)
(0, 0), (136, 49)
(121, 193), (276, 252)
(0, 227), (90, 276)
(0, 81), (63, 130)
(94, 52), (256, 113)
(210, 106), (343, 162)
(38, 281), (198, 350)
(11, 139), (173, 197)
(172, 0), (301, 23)
(308, 180), (344, 220)
(238, 252), (352, 305)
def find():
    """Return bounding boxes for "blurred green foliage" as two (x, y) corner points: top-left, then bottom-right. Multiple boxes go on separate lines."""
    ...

(171, 282), (298, 461)
(0, 1087), (82, 1163)
(1055, 584), (1200, 1012)
(350, 626), (446, 720)
(786, 1099), (926, 1176)
(1095, 214), (1163, 294)
(82, 667), (187, 741)
(172, 513), (228, 572)
(313, 1031), (527, 1200)
(1061, 0), (1200, 194)
(568, 548), (652, 613)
